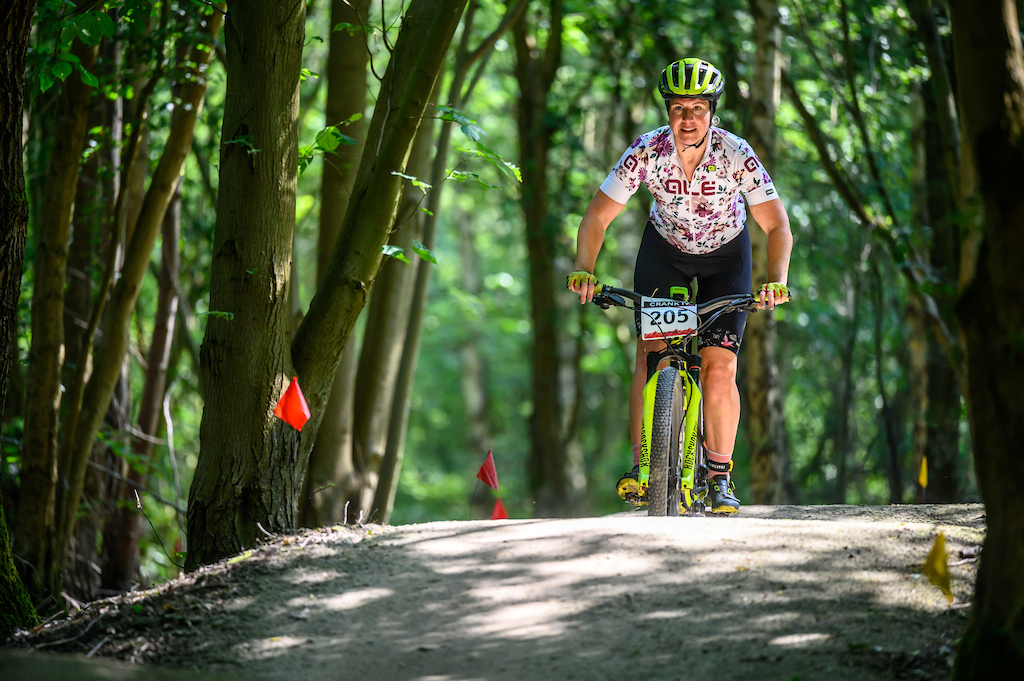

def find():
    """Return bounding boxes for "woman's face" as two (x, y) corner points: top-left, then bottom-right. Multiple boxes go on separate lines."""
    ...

(667, 98), (712, 148)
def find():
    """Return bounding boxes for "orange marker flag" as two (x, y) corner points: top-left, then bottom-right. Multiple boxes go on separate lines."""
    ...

(490, 498), (508, 520)
(476, 450), (499, 490)
(274, 376), (310, 431)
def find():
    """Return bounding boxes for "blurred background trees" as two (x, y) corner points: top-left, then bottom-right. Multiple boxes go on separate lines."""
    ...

(1, 0), (988, 609)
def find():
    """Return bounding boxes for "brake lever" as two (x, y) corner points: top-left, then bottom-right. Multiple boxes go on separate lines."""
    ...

(592, 292), (625, 309)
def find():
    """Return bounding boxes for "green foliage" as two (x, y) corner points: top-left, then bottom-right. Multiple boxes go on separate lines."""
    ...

(436, 106), (521, 181)
(6, 0), (982, 596)
(382, 241), (439, 265)
(381, 244), (410, 264)
(300, 124), (357, 173)
(30, 0), (157, 93)
(391, 171), (432, 194)
(436, 105), (487, 142)
(225, 134), (259, 155)
(1, 502), (39, 638)
(196, 310), (234, 322)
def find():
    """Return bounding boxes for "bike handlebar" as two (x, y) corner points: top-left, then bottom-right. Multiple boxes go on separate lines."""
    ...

(592, 284), (759, 316)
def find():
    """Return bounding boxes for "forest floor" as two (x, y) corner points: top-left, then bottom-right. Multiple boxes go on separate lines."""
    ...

(2, 504), (985, 681)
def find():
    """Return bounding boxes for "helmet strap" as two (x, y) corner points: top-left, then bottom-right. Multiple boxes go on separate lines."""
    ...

(679, 128), (710, 152)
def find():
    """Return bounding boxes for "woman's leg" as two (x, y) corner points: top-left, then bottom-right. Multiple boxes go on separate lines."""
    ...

(699, 345), (740, 459)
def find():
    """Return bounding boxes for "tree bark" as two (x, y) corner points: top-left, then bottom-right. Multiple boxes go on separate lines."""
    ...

(948, 0), (1024, 674)
(15, 38), (99, 601)
(909, 0), (964, 503)
(350, 122), (433, 519)
(290, 0), (469, 477)
(0, 0), (40, 634)
(870, 262), (903, 503)
(104, 184), (181, 591)
(187, 0), (305, 569)
(512, 0), (583, 517)
(57, 7), (224, 582)
(191, 0), (467, 562)
(369, 0), (529, 525)
(744, 0), (792, 504)
(300, 0), (369, 528)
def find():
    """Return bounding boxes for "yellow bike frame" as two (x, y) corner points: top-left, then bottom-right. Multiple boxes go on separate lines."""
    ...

(639, 359), (702, 508)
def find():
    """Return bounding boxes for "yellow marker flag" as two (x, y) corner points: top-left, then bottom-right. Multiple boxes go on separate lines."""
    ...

(918, 455), (928, 489)
(921, 532), (953, 604)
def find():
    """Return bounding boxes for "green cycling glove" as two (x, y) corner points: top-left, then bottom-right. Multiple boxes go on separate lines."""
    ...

(567, 270), (599, 291)
(757, 282), (791, 300)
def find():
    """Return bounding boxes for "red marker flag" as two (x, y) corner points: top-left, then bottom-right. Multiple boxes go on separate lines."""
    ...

(274, 376), (310, 431)
(490, 498), (508, 520)
(476, 450), (499, 490)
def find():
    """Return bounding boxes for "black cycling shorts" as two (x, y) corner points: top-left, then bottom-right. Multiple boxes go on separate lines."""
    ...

(633, 222), (752, 354)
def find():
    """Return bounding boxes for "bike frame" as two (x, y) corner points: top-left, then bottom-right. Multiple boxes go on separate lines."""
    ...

(592, 284), (757, 514)
(640, 323), (705, 511)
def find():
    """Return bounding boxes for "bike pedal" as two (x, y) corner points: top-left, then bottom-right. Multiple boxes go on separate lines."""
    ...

(617, 478), (644, 501)
(623, 492), (646, 506)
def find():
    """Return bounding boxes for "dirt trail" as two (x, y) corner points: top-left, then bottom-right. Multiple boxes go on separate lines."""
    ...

(3, 504), (985, 681)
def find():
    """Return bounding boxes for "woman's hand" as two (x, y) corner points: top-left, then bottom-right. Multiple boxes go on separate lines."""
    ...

(567, 270), (599, 304)
(756, 282), (790, 310)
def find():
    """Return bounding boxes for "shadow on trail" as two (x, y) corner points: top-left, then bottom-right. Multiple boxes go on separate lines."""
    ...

(5, 506), (982, 681)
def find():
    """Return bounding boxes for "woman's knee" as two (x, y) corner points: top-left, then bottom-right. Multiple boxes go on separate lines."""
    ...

(700, 349), (738, 390)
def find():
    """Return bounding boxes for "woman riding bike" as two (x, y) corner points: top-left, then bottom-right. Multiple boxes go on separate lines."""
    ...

(567, 58), (793, 514)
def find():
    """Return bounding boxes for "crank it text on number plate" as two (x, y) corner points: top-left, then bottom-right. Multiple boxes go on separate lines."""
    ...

(640, 297), (697, 341)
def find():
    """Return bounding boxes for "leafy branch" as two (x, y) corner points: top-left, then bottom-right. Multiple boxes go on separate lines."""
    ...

(386, 105), (520, 239)
(381, 241), (438, 265)
(298, 116), (361, 173)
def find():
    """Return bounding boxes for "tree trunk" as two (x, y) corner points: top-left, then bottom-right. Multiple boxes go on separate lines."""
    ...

(828, 249), (866, 504)
(456, 210), (492, 457)
(300, 0), (369, 528)
(290, 0), (468, 477)
(301, 342), (358, 526)
(870, 262), (903, 503)
(910, 0), (964, 503)
(713, 0), (745, 133)
(909, 84), (963, 502)
(187, 0), (305, 570)
(190, 0), (467, 565)
(15, 38), (99, 602)
(104, 184), (181, 591)
(512, 0), (581, 517)
(350, 122), (433, 519)
(58, 8), (224, 582)
(744, 0), (792, 505)
(67, 41), (129, 601)
(369, 0), (529, 525)
(0, 0), (39, 634)
(948, 0), (1024, 675)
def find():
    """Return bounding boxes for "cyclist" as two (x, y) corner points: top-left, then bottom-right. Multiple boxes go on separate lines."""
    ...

(567, 58), (792, 514)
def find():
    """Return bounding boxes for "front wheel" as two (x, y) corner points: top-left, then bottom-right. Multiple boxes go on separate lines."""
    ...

(647, 367), (683, 517)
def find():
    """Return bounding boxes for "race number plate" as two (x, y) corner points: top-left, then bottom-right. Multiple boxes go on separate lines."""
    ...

(640, 297), (697, 341)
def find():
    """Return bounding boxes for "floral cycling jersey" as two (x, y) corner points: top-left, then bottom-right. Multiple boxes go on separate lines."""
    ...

(599, 126), (779, 255)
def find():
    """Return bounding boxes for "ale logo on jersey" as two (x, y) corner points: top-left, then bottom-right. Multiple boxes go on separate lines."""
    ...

(665, 178), (718, 196)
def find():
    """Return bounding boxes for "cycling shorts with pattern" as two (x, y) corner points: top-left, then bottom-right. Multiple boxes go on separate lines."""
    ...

(633, 221), (752, 355)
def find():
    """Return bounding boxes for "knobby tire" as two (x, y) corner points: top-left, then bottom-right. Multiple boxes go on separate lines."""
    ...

(648, 367), (683, 517)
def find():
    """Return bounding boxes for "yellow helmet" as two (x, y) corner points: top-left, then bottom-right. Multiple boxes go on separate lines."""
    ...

(659, 58), (725, 103)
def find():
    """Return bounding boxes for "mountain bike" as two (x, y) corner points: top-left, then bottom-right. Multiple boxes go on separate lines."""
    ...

(590, 283), (760, 517)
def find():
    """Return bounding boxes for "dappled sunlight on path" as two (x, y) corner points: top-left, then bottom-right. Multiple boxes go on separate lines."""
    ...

(5, 505), (984, 681)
